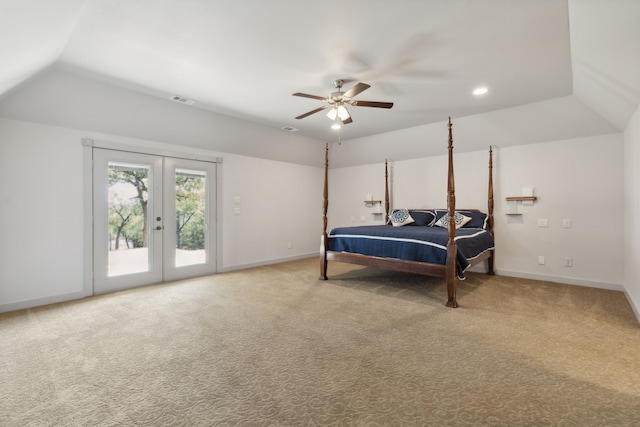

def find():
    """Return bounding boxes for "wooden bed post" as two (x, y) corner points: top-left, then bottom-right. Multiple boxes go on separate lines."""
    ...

(384, 159), (390, 223)
(319, 143), (329, 280)
(445, 118), (458, 308)
(487, 146), (496, 275)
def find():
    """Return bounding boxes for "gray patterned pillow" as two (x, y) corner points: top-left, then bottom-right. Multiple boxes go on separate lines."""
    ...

(389, 208), (415, 227)
(434, 212), (471, 229)
(434, 209), (487, 229)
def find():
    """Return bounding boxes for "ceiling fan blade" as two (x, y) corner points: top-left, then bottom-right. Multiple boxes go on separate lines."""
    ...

(351, 100), (394, 109)
(292, 92), (326, 101)
(342, 116), (353, 124)
(343, 82), (370, 99)
(295, 106), (328, 119)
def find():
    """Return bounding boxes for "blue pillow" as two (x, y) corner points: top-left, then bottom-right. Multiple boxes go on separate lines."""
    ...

(408, 210), (436, 226)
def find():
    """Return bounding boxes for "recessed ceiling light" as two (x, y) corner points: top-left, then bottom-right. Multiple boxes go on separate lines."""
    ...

(473, 87), (489, 96)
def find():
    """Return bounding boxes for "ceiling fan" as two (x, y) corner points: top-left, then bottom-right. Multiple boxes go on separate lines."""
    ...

(293, 79), (394, 127)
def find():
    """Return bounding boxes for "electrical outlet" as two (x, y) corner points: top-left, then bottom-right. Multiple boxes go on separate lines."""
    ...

(538, 256), (545, 265)
(563, 219), (571, 228)
(287, 242), (292, 249)
(537, 218), (549, 228)
(565, 258), (573, 267)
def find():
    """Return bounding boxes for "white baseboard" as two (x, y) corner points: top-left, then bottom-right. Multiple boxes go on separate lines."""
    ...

(219, 253), (317, 273)
(0, 291), (86, 314)
(1, 254), (319, 314)
(496, 269), (624, 291)
(472, 268), (639, 323)
(5, 261), (635, 325)
(624, 291), (640, 325)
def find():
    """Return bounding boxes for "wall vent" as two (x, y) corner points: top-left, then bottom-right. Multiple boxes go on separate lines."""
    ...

(281, 126), (299, 132)
(170, 95), (196, 105)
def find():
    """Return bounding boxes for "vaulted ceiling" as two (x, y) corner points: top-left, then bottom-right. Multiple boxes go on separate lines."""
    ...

(1, 0), (638, 165)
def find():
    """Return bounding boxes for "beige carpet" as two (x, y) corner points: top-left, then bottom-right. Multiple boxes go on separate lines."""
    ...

(1, 257), (639, 426)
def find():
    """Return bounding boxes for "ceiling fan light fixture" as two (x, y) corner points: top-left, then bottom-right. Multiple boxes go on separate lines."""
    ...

(326, 105), (350, 122)
(337, 105), (350, 120)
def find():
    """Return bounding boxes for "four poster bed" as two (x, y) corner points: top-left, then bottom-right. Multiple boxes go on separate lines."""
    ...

(319, 118), (495, 308)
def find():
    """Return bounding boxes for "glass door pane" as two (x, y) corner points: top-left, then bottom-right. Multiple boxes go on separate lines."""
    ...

(163, 158), (216, 282)
(107, 162), (151, 276)
(174, 168), (207, 267)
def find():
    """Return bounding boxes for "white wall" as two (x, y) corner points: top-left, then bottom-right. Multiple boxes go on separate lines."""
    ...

(220, 152), (322, 269)
(495, 135), (623, 289)
(326, 149), (493, 229)
(0, 118), (323, 312)
(328, 133), (625, 290)
(0, 119), (86, 308)
(624, 105), (640, 317)
(326, 161), (389, 229)
(330, 97), (619, 168)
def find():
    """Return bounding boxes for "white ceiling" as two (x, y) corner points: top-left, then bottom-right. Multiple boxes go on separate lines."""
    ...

(0, 0), (638, 159)
(1, 0), (573, 140)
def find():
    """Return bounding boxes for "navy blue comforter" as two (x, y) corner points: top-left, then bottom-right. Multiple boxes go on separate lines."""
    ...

(327, 225), (494, 279)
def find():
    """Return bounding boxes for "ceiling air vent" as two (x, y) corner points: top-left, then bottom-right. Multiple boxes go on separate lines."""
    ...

(170, 95), (196, 105)
(281, 126), (299, 132)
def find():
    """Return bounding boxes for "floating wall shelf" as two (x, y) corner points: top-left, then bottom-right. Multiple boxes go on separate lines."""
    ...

(506, 196), (538, 202)
(364, 200), (383, 216)
(505, 196), (537, 215)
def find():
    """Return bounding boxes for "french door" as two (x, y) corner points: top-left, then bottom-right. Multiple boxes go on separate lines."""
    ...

(93, 149), (217, 294)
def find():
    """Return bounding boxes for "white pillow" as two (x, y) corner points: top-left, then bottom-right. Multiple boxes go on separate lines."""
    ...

(434, 212), (471, 229)
(389, 208), (415, 227)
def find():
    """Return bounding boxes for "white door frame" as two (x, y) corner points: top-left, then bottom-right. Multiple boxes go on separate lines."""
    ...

(82, 139), (221, 296)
